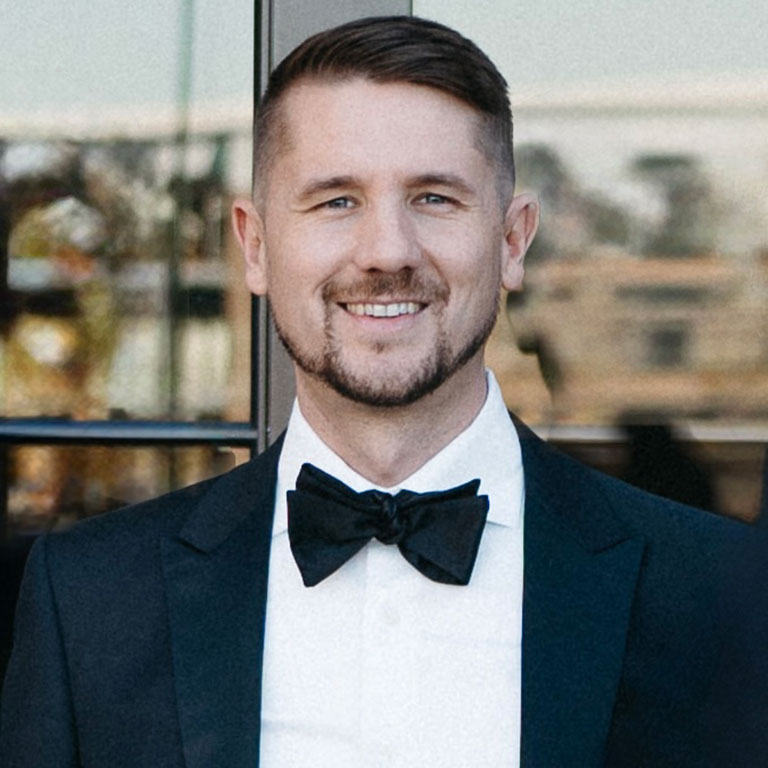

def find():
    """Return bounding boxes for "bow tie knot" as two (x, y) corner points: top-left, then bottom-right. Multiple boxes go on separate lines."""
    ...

(287, 463), (490, 587)
(371, 492), (407, 545)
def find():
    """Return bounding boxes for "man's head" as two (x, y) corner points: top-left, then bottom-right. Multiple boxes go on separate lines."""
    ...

(234, 16), (538, 410)
(253, 15), (515, 208)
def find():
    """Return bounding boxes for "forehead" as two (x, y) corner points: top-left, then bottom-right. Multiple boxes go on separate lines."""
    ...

(271, 77), (491, 185)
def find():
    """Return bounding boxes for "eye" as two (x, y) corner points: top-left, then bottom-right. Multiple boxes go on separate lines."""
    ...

(322, 196), (355, 209)
(417, 192), (451, 205)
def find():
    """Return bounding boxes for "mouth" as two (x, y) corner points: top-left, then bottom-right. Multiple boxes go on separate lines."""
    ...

(341, 301), (424, 318)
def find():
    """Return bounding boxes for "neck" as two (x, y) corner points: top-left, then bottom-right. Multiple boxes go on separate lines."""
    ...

(294, 358), (488, 487)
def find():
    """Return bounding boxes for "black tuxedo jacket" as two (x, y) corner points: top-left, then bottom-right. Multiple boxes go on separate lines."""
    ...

(1, 419), (767, 767)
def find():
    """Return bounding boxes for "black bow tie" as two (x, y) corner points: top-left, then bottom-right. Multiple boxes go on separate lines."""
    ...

(287, 463), (489, 587)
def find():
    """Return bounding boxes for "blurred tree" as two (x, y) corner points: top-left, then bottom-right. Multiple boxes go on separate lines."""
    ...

(631, 154), (715, 258)
(516, 144), (573, 263)
(517, 143), (633, 261)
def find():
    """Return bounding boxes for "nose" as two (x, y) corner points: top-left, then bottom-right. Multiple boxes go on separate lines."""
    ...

(352, 202), (422, 273)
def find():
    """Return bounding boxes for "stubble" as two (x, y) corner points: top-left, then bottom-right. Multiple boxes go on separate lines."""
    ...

(272, 269), (499, 407)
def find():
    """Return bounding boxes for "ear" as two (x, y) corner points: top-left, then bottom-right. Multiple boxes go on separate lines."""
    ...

(232, 198), (268, 295)
(501, 192), (540, 292)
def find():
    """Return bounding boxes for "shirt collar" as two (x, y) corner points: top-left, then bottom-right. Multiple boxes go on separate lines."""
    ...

(274, 370), (523, 537)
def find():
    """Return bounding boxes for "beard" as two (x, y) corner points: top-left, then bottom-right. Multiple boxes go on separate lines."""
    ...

(271, 270), (500, 408)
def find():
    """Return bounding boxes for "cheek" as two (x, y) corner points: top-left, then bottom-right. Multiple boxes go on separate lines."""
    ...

(271, 223), (352, 282)
(263, 248), (332, 330)
(442, 237), (503, 293)
(419, 226), (479, 274)
(262, 230), (312, 290)
(419, 214), (500, 259)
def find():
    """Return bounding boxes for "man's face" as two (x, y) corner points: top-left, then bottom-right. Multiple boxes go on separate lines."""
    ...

(236, 78), (534, 407)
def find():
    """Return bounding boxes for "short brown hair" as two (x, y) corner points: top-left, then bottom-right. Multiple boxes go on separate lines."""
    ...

(253, 15), (515, 203)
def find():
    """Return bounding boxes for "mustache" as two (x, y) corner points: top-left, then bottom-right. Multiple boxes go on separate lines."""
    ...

(322, 271), (449, 304)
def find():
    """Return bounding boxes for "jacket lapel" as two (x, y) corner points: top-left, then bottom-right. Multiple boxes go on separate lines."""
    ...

(162, 437), (283, 768)
(517, 422), (644, 767)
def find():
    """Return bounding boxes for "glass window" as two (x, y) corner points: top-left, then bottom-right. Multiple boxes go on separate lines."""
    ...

(415, 0), (768, 521)
(553, 433), (764, 522)
(3, 443), (249, 538)
(1, 0), (254, 422)
(415, 0), (768, 432)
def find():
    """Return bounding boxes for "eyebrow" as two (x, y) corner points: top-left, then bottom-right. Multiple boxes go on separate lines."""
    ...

(295, 171), (478, 202)
(407, 173), (477, 198)
(296, 175), (358, 201)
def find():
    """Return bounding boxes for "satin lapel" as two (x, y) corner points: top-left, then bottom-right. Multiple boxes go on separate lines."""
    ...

(516, 422), (644, 768)
(162, 438), (282, 768)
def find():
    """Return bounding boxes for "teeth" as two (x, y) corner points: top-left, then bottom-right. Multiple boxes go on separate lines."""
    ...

(345, 302), (421, 317)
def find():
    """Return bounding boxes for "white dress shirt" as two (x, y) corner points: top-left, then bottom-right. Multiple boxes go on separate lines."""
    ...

(260, 371), (525, 768)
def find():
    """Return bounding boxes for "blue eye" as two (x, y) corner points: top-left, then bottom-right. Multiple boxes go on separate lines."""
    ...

(324, 197), (353, 209)
(420, 193), (449, 204)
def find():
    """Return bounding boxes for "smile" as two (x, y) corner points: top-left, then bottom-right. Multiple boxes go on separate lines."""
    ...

(343, 302), (423, 318)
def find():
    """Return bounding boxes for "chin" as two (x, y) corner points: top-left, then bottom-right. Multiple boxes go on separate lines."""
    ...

(322, 371), (442, 408)
(314, 346), (467, 408)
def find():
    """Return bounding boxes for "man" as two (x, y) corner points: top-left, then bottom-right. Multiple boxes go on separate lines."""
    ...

(1, 15), (766, 768)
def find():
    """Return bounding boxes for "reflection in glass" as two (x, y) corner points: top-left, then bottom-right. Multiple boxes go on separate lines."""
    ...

(410, 4), (768, 430)
(492, 137), (768, 428)
(0, 2), (253, 423)
(0, 136), (251, 422)
(4, 443), (249, 536)
(553, 434), (766, 524)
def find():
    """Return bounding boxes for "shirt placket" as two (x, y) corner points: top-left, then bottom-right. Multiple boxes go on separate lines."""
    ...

(358, 540), (418, 768)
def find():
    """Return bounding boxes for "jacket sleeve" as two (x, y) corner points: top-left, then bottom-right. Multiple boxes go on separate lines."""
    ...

(0, 535), (79, 767)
